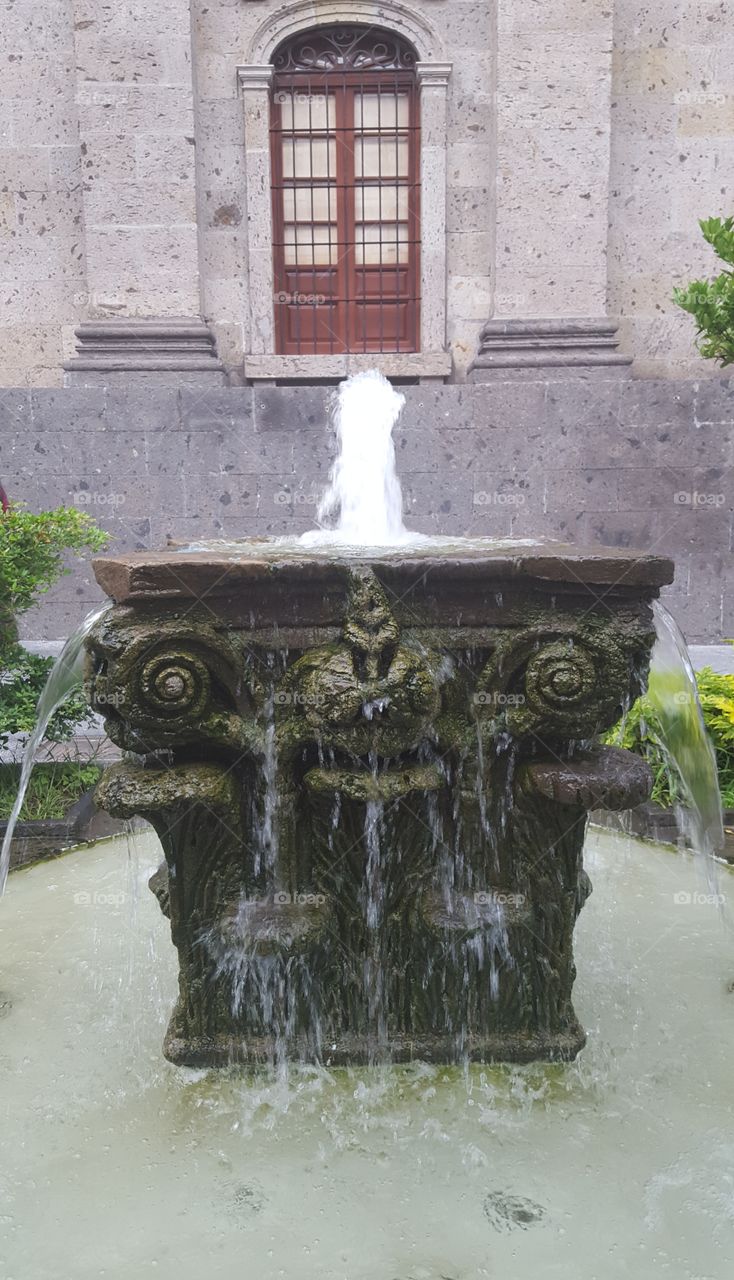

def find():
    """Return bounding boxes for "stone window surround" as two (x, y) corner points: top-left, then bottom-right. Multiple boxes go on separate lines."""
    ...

(237, 3), (452, 382)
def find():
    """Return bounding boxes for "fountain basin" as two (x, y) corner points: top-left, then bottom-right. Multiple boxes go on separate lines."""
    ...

(86, 539), (674, 1067)
(2, 828), (733, 1280)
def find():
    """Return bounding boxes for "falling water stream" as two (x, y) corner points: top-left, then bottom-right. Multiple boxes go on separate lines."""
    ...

(648, 601), (726, 894)
(0, 603), (109, 895)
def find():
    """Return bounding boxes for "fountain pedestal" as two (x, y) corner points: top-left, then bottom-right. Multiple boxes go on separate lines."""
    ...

(86, 542), (673, 1066)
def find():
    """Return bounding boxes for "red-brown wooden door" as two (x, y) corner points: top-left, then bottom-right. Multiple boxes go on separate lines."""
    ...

(271, 28), (420, 356)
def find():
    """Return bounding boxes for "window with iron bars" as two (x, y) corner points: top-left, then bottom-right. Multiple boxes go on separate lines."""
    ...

(270, 26), (420, 356)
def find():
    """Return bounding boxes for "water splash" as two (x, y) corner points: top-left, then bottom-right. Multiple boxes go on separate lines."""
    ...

(0, 604), (109, 895)
(301, 369), (415, 547)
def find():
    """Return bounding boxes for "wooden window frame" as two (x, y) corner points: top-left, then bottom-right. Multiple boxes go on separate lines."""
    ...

(237, 41), (451, 381)
(270, 35), (421, 357)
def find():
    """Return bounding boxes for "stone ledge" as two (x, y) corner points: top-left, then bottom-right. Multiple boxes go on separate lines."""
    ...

(91, 542), (675, 609)
(64, 318), (226, 385)
(469, 317), (633, 382)
(244, 351), (452, 381)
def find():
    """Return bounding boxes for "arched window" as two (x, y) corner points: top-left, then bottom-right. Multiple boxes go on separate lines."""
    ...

(270, 26), (420, 356)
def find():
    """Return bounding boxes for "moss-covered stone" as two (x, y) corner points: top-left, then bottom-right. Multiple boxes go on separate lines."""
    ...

(87, 558), (663, 1067)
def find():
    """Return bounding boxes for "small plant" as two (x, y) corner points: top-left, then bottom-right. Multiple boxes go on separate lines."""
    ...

(0, 761), (103, 821)
(674, 216), (734, 366)
(0, 647), (91, 747)
(0, 502), (108, 794)
(0, 503), (108, 651)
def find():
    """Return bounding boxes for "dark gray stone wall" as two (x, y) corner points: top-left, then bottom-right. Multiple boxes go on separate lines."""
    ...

(1, 376), (732, 643)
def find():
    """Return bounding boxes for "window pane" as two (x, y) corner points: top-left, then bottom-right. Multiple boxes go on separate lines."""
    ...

(355, 185), (409, 221)
(277, 93), (336, 131)
(282, 137), (336, 179)
(283, 224), (338, 265)
(282, 186), (337, 221)
(355, 223), (408, 265)
(354, 137), (409, 178)
(354, 92), (409, 130)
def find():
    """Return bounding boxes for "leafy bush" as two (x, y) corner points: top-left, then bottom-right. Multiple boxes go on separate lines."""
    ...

(0, 502), (107, 746)
(0, 503), (107, 650)
(0, 646), (91, 747)
(0, 762), (103, 821)
(606, 665), (734, 809)
(674, 216), (734, 366)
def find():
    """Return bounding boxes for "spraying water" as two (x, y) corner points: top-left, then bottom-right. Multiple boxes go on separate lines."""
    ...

(0, 604), (109, 895)
(301, 369), (414, 546)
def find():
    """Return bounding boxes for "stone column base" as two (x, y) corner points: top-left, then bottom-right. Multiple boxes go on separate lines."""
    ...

(468, 318), (633, 382)
(163, 1015), (587, 1068)
(64, 318), (226, 386)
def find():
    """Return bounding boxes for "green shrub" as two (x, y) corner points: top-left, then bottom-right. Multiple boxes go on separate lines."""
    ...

(0, 502), (108, 745)
(0, 646), (91, 747)
(0, 503), (107, 652)
(674, 216), (734, 366)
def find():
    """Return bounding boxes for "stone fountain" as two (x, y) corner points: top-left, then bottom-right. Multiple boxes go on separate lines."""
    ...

(84, 376), (674, 1067)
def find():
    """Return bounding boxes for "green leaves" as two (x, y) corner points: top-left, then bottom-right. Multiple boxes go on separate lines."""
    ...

(700, 215), (734, 265)
(674, 216), (734, 366)
(0, 646), (91, 746)
(0, 505), (107, 641)
(0, 762), (102, 821)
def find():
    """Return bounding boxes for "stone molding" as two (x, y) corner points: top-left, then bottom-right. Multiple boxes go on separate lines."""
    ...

(243, 352), (452, 381)
(64, 319), (226, 385)
(246, 0), (446, 64)
(468, 318), (634, 382)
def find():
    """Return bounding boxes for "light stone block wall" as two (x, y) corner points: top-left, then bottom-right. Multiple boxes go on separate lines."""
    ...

(609, 0), (734, 376)
(71, 0), (201, 319)
(191, 0), (495, 378)
(493, 0), (614, 322)
(0, 0), (86, 386)
(1, 0), (734, 384)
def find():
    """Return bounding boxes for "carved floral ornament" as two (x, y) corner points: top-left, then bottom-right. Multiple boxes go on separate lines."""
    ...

(86, 570), (647, 757)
